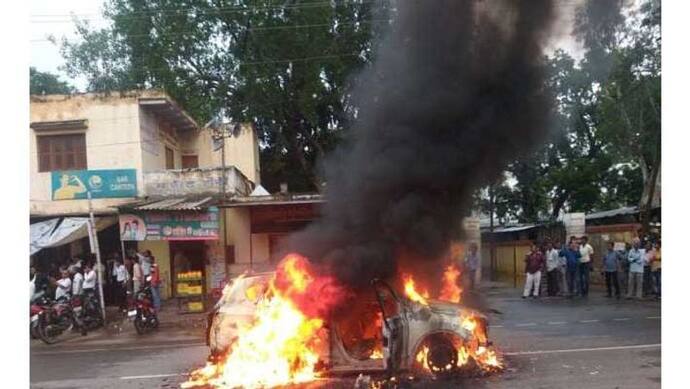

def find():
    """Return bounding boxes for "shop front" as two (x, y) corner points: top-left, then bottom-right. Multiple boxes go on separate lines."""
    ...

(119, 198), (226, 313)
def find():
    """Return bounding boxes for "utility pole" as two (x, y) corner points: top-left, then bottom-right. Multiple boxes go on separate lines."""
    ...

(87, 191), (107, 322)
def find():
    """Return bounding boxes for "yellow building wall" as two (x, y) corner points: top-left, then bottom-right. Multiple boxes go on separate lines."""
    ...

(195, 124), (260, 184)
(138, 107), (183, 173)
(137, 240), (172, 299)
(30, 94), (145, 215)
(251, 233), (270, 264)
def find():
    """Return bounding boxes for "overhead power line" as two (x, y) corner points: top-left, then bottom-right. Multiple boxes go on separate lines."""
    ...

(30, 19), (391, 43)
(30, 0), (392, 23)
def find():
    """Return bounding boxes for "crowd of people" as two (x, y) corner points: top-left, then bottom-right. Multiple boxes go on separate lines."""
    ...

(30, 249), (163, 312)
(520, 235), (661, 300)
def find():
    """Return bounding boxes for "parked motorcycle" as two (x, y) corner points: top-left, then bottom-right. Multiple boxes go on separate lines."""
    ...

(30, 291), (51, 339)
(127, 281), (159, 335)
(37, 296), (83, 344)
(74, 292), (104, 332)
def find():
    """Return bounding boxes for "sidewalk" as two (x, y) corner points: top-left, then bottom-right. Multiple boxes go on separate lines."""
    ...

(30, 300), (208, 351)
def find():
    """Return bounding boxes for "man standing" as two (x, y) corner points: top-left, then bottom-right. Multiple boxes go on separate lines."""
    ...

(149, 256), (162, 312)
(71, 267), (84, 299)
(560, 241), (581, 297)
(556, 240), (568, 296)
(651, 241), (661, 298)
(54, 270), (72, 301)
(578, 236), (594, 297)
(132, 256), (143, 294)
(114, 259), (129, 310)
(140, 250), (153, 277)
(464, 243), (480, 291)
(643, 241), (654, 297)
(627, 238), (646, 299)
(603, 242), (621, 298)
(545, 241), (560, 297)
(82, 263), (98, 310)
(522, 242), (545, 299)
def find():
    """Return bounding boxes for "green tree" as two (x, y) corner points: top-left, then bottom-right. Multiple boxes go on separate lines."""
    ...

(597, 0), (661, 232)
(30, 67), (75, 95)
(60, 0), (391, 192)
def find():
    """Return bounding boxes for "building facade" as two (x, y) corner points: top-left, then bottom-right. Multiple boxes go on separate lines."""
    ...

(30, 90), (322, 311)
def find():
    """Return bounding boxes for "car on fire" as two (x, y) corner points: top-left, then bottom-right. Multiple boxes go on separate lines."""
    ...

(206, 272), (496, 377)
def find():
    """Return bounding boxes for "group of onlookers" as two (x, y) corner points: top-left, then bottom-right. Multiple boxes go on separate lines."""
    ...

(30, 249), (162, 312)
(522, 235), (661, 300)
(30, 259), (99, 307)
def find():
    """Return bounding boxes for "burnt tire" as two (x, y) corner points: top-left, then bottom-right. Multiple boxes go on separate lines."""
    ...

(414, 334), (461, 379)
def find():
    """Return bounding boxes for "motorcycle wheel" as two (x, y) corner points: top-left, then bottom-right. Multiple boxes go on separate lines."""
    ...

(134, 314), (148, 335)
(38, 315), (60, 345)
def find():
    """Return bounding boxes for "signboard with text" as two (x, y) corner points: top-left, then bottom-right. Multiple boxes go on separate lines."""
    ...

(120, 207), (220, 241)
(51, 169), (137, 200)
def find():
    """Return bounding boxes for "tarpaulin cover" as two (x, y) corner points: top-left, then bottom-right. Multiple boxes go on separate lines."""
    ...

(29, 216), (117, 255)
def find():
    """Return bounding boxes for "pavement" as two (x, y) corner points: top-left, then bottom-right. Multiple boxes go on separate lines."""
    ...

(30, 283), (661, 389)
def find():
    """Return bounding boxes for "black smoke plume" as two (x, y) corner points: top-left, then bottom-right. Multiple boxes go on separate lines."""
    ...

(285, 0), (557, 287)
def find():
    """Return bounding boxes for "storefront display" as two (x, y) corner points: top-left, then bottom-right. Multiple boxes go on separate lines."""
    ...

(176, 270), (205, 313)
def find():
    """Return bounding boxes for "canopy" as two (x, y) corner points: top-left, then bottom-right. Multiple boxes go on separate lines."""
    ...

(29, 216), (118, 255)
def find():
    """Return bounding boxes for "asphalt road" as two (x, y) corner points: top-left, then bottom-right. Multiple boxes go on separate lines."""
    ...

(30, 286), (661, 389)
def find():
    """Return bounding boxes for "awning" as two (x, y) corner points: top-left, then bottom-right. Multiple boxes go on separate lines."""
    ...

(30, 218), (60, 255)
(30, 216), (118, 255)
(120, 196), (217, 211)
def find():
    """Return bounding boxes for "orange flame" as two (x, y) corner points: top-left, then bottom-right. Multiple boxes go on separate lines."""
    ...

(402, 274), (430, 305)
(439, 264), (462, 303)
(182, 254), (344, 389)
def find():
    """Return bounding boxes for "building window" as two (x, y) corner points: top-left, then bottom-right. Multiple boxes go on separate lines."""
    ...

(182, 155), (199, 169)
(37, 134), (87, 172)
(225, 245), (235, 265)
(165, 146), (175, 169)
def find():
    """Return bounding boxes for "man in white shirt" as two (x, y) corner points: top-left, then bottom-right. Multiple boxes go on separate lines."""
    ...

(578, 236), (594, 297)
(114, 259), (129, 309)
(139, 251), (152, 277)
(545, 241), (561, 296)
(82, 263), (97, 291)
(72, 269), (84, 297)
(54, 270), (72, 301)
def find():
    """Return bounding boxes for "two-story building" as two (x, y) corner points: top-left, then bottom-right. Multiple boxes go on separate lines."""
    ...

(30, 91), (323, 312)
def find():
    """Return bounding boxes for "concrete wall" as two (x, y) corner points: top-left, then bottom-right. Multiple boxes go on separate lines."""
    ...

(30, 94), (144, 215)
(224, 208), (271, 276)
(143, 167), (252, 197)
(196, 124), (261, 185)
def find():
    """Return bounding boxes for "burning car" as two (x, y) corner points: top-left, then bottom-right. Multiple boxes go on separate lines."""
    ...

(204, 264), (500, 382)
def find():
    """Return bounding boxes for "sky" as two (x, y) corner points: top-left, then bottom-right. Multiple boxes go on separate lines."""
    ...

(30, 0), (585, 92)
(30, 0), (110, 90)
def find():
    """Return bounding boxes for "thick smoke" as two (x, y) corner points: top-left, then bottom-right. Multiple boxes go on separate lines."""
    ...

(285, 0), (557, 286)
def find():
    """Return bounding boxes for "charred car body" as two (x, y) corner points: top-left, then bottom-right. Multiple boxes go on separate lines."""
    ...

(206, 273), (494, 377)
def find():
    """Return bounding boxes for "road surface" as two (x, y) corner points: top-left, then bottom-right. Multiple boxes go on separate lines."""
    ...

(30, 286), (661, 388)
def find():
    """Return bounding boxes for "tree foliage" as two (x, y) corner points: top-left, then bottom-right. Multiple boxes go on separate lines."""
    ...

(60, 0), (391, 192)
(30, 67), (75, 95)
(478, 0), (659, 225)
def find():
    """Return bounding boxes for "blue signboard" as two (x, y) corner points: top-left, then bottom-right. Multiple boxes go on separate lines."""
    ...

(51, 169), (137, 200)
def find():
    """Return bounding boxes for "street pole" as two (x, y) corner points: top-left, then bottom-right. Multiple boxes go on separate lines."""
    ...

(220, 128), (226, 197)
(87, 191), (107, 321)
